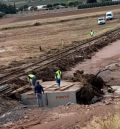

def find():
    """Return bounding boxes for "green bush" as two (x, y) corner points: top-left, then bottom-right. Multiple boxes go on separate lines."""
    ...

(68, 1), (81, 7)
(19, 4), (28, 11)
(46, 4), (54, 10)
(53, 3), (60, 7)
(60, 3), (67, 6)
(78, 1), (120, 9)
(0, 3), (16, 14)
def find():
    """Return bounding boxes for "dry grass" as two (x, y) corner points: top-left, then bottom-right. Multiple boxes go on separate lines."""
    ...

(82, 114), (120, 129)
(0, 16), (120, 66)
(0, 8), (120, 66)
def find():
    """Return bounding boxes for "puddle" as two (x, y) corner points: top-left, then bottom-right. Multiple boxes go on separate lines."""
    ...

(65, 40), (120, 77)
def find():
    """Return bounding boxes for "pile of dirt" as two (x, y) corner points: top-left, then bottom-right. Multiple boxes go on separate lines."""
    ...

(74, 70), (113, 104)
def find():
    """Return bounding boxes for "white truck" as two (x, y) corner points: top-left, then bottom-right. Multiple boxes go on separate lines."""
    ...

(35, 5), (47, 10)
(106, 11), (113, 20)
(98, 17), (106, 25)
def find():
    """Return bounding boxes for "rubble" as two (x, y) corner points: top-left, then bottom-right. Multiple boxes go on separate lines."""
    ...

(0, 97), (18, 115)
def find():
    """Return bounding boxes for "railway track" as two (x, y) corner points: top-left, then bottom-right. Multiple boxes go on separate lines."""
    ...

(0, 27), (120, 97)
(0, 35), (103, 86)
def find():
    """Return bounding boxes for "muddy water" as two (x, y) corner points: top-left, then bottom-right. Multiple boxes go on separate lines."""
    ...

(65, 40), (120, 77)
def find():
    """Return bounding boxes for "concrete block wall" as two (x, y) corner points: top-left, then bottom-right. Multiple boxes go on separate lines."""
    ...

(21, 90), (78, 107)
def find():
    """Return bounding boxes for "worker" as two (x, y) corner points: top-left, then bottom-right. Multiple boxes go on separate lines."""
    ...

(34, 81), (44, 107)
(55, 69), (62, 87)
(27, 72), (37, 88)
(90, 30), (95, 37)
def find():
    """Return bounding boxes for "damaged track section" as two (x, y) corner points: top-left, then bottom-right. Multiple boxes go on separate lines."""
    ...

(38, 28), (120, 80)
(0, 28), (120, 97)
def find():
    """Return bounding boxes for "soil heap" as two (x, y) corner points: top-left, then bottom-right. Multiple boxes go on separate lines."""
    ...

(73, 70), (113, 104)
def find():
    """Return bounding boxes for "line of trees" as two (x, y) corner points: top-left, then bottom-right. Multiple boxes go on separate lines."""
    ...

(0, 2), (17, 14)
(18, 0), (119, 12)
(78, 0), (120, 9)
(18, 1), (83, 11)
(87, 0), (97, 3)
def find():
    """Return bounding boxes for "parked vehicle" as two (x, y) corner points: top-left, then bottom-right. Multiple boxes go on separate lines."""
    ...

(106, 11), (113, 20)
(35, 5), (47, 10)
(0, 11), (5, 17)
(28, 6), (34, 11)
(98, 17), (106, 25)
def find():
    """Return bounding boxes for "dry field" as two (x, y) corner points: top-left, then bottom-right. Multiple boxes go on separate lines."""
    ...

(0, 7), (120, 66)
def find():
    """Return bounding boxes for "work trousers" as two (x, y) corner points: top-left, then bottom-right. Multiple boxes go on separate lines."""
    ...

(56, 78), (61, 87)
(29, 79), (36, 89)
(36, 93), (43, 107)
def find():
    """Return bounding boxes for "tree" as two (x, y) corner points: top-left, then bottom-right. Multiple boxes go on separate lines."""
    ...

(87, 0), (97, 3)
(0, 2), (16, 14)
(46, 4), (53, 10)
(68, 1), (79, 7)
(18, 4), (28, 11)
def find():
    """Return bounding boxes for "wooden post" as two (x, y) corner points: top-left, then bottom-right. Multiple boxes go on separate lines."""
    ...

(39, 46), (42, 51)
(61, 39), (64, 48)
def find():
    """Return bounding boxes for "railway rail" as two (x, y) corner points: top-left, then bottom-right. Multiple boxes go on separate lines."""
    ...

(0, 35), (104, 85)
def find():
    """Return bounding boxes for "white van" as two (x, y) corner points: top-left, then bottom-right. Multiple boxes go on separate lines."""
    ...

(98, 17), (106, 25)
(106, 11), (113, 20)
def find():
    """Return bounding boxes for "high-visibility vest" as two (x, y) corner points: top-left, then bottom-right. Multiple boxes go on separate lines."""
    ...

(90, 31), (95, 36)
(55, 70), (62, 79)
(28, 74), (36, 81)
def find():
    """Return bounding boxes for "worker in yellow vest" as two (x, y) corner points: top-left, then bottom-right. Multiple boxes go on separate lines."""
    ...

(28, 72), (37, 88)
(90, 30), (95, 37)
(55, 69), (62, 87)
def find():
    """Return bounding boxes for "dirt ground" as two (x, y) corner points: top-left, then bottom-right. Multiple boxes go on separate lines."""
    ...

(1, 97), (120, 129)
(1, 6), (120, 129)
(0, 8), (120, 66)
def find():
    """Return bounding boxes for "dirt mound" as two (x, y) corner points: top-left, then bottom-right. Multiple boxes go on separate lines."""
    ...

(74, 70), (113, 104)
